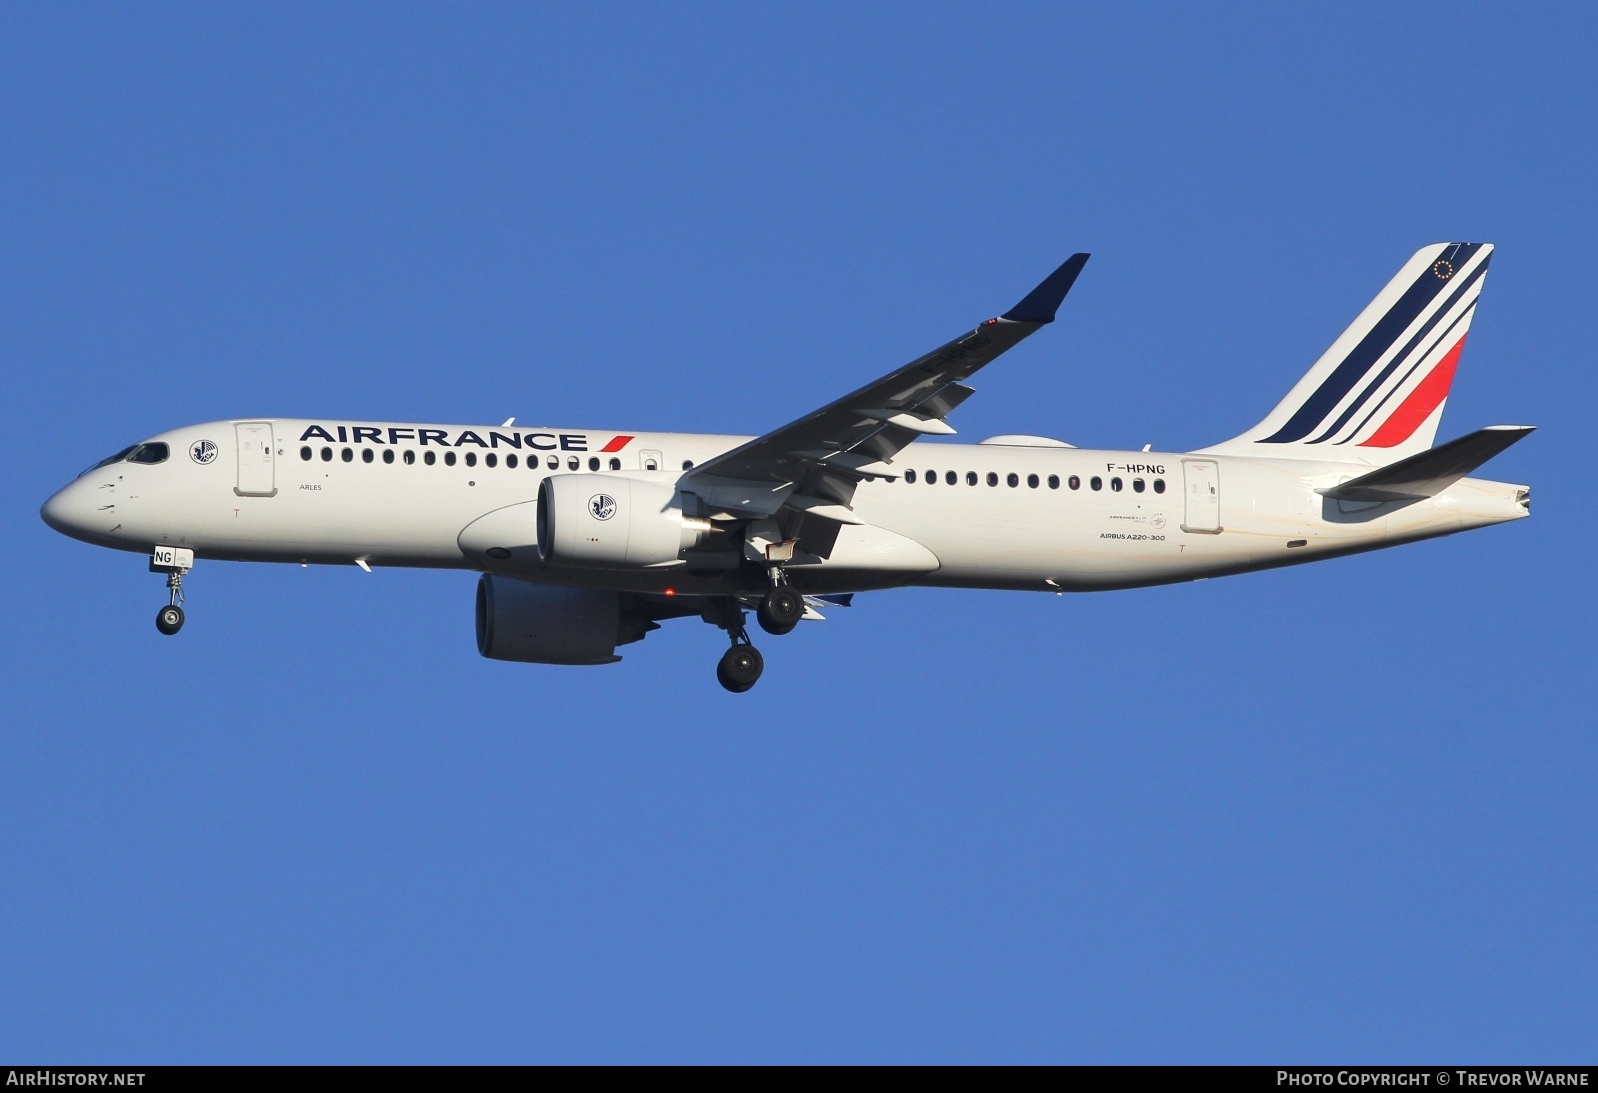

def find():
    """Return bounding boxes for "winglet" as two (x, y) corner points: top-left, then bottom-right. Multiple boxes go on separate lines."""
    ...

(1001, 253), (1090, 324)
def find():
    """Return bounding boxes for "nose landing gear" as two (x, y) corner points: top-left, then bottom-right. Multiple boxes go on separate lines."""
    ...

(150, 546), (193, 636)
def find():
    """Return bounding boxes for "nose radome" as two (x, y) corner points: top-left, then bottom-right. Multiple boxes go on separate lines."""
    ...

(40, 486), (75, 534)
(40, 481), (97, 540)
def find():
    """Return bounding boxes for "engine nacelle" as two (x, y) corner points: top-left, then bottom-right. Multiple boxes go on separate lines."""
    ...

(536, 473), (707, 568)
(475, 575), (653, 665)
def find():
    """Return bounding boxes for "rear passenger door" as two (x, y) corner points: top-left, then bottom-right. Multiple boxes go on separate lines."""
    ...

(1181, 459), (1220, 533)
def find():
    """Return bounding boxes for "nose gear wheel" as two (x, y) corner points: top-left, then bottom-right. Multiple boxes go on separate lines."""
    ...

(156, 604), (185, 635)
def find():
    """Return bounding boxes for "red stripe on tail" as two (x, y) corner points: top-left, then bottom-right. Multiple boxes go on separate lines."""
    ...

(1358, 335), (1467, 448)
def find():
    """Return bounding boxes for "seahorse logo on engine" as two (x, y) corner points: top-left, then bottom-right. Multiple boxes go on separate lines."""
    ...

(589, 493), (617, 521)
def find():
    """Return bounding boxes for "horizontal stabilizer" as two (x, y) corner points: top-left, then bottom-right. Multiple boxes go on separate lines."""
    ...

(1319, 426), (1534, 502)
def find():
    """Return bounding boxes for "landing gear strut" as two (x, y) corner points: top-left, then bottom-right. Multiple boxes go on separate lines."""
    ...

(150, 546), (192, 636)
(705, 598), (765, 693)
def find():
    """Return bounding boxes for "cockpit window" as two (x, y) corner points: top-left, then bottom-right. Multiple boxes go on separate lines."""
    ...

(82, 445), (137, 475)
(126, 443), (170, 465)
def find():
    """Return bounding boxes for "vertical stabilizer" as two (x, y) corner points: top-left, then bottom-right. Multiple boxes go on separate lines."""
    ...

(1199, 243), (1493, 464)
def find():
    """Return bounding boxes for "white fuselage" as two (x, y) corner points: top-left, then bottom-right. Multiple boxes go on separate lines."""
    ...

(42, 418), (1530, 596)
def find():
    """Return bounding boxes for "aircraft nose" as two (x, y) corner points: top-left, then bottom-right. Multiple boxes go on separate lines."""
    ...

(40, 480), (96, 539)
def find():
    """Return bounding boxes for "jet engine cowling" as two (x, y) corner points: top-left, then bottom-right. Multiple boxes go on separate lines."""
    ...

(475, 575), (654, 665)
(536, 474), (709, 568)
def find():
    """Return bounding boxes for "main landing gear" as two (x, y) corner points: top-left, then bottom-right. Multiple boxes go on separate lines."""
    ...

(150, 546), (193, 636)
(706, 573), (807, 693)
(717, 640), (764, 694)
(705, 598), (765, 693)
(756, 585), (803, 636)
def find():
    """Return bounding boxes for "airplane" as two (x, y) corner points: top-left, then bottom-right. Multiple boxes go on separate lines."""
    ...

(41, 242), (1532, 692)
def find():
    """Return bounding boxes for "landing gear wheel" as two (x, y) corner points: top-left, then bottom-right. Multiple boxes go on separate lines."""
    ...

(757, 613), (797, 637)
(156, 604), (185, 635)
(757, 587), (803, 635)
(716, 644), (764, 693)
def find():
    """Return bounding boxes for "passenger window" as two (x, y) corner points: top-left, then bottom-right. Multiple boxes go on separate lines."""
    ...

(682, 460), (694, 470)
(1027, 473), (1039, 489)
(361, 448), (374, 463)
(321, 447), (333, 462)
(548, 456), (560, 469)
(945, 470), (957, 485)
(588, 457), (600, 471)
(1007, 473), (1019, 488)
(404, 450), (415, 465)
(645, 458), (659, 470)
(1048, 475), (1059, 490)
(300, 446), (312, 461)
(609, 457), (621, 471)
(905, 469), (917, 483)
(1133, 478), (1145, 493)
(485, 453), (497, 468)
(382, 449), (394, 464)
(926, 470), (936, 484)
(987, 472), (998, 486)
(341, 448), (353, 463)
(1111, 477), (1123, 491)
(1090, 476), (1102, 491)
(465, 452), (478, 467)
(444, 452), (457, 467)
(567, 456), (579, 471)
(1154, 479), (1166, 494)
(506, 453), (518, 469)
(966, 471), (977, 486)
(424, 451), (436, 466)
(1069, 475), (1080, 490)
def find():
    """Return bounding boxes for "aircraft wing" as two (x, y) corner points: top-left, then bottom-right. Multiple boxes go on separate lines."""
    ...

(681, 254), (1089, 524)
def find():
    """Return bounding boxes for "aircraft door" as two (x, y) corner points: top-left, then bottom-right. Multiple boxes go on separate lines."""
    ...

(234, 421), (277, 497)
(639, 448), (663, 471)
(1181, 459), (1220, 533)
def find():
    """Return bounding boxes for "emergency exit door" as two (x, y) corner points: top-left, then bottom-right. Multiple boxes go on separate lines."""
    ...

(1181, 459), (1220, 533)
(234, 421), (277, 497)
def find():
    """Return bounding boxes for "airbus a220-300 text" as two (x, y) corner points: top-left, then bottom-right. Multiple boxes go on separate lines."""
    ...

(42, 243), (1532, 691)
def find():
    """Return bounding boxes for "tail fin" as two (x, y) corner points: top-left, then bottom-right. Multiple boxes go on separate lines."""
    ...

(1200, 243), (1493, 464)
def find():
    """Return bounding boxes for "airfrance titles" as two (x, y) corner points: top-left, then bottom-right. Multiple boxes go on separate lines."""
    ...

(298, 425), (637, 454)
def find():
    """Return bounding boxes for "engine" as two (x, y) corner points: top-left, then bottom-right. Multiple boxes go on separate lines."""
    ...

(475, 575), (655, 665)
(536, 473), (711, 567)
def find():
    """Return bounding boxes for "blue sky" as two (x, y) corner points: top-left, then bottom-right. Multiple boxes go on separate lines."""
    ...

(3, 2), (1594, 1063)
